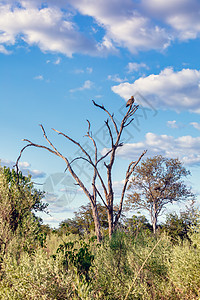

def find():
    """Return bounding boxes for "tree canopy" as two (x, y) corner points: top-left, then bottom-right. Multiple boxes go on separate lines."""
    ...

(126, 155), (194, 234)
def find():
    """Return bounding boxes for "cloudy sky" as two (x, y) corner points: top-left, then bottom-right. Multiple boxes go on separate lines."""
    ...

(1, 0), (200, 226)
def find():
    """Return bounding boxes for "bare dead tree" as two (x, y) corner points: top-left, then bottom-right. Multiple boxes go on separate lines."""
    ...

(15, 99), (146, 241)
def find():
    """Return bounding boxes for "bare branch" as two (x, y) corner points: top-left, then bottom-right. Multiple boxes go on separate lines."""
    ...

(15, 126), (95, 206)
(124, 118), (134, 128)
(86, 119), (91, 134)
(97, 142), (123, 164)
(14, 140), (58, 183)
(114, 149), (147, 226)
(92, 183), (109, 209)
(92, 100), (119, 135)
(105, 119), (114, 147)
(52, 126), (108, 199)
(64, 156), (91, 172)
(40, 124), (60, 154)
(52, 127), (93, 163)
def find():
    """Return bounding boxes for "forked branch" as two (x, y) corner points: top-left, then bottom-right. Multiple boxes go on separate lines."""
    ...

(92, 100), (119, 135)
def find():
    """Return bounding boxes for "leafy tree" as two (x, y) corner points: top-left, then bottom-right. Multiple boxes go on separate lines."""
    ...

(57, 202), (116, 236)
(126, 155), (194, 234)
(16, 99), (146, 241)
(162, 200), (200, 242)
(125, 214), (152, 235)
(0, 166), (48, 262)
(58, 218), (81, 236)
(74, 203), (109, 234)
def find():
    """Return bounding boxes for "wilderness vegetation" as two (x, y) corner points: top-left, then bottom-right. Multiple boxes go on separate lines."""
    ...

(0, 165), (200, 299)
(0, 101), (199, 299)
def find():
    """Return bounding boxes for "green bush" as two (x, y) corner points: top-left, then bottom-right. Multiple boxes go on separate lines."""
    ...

(0, 221), (200, 299)
(167, 228), (200, 299)
(0, 166), (47, 263)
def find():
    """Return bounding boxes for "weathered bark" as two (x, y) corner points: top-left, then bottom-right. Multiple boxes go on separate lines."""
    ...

(152, 211), (158, 235)
(107, 205), (114, 239)
(107, 207), (114, 239)
(91, 199), (102, 242)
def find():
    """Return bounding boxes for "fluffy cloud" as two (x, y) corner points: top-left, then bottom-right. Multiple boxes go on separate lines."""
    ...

(70, 80), (94, 92)
(0, 44), (12, 54)
(34, 75), (44, 80)
(0, 158), (46, 178)
(141, 0), (200, 40)
(107, 74), (128, 83)
(70, 0), (171, 53)
(190, 122), (200, 130)
(127, 62), (149, 73)
(167, 120), (179, 129)
(112, 68), (200, 113)
(116, 132), (200, 166)
(0, 0), (200, 56)
(0, 2), (97, 57)
(54, 57), (61, 65)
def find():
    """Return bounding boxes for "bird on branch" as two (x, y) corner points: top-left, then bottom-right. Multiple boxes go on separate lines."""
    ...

(126, 96), (135, 107)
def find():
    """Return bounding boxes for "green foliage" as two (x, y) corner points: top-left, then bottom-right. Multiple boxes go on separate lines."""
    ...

(125, 214), (153, 235)
(161, 200), (200, 242)
(57, 202), (109, 237)
(0, 165), (200, 299)
(0, 166), (48, 263)
(126, 155), (194, 233)
(1, 226), (200, 299)
(166, 228), (200, 299)
(56, 239), (94, 282)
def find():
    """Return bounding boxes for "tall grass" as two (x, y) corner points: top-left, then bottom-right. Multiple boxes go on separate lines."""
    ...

(0, 228), (200, 299)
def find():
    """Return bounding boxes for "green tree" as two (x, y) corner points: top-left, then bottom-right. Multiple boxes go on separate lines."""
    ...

(162, 200), (200, 242)
(125, 214), (152, 235)
(57, 202), (110, 236)
(0, 166), (48, 262)
(126, 155), (194, 234)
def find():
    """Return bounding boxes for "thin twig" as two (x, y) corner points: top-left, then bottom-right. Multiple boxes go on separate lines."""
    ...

(92, 100), (119, 135)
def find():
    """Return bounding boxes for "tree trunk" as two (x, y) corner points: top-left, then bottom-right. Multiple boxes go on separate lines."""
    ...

(107, 208), (114, 239)
(152, 214), (157, 235)
(91, 201), (102, 242)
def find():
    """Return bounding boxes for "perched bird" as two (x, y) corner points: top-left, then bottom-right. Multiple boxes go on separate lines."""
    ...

(126, 96), (135, 107)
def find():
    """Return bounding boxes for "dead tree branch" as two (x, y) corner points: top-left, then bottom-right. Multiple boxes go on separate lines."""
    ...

(92, 100), (119, 135)
(114, 149), (147, 226)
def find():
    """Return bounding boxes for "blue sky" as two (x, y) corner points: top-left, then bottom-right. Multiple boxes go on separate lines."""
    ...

(0, 0), (200, 227)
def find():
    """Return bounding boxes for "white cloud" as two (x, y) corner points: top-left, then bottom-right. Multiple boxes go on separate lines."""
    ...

(0, 3), (97, 57)
(81, 80), (93, 90)
(70, 0), (171, 53)
(167, 120), (178, 129)
(107, 74), (128, 83)
(0, 45), (12, 54)
(73, 67), (93, 74)
(112, 68), (200, 113)
(54, 57), (61, 65)
(141, 0), (200, 41)
(18, 161), (30, 168)
(70, 80), (94, 92)
(34, 75), (44, 80)
(86, 67), (93, 74)
(127, 62), (149, 73)
(0, 158), (46, 178)
(190, 122), (200, 131)
(1, 0), (200, 56)
(116, 132), (200, 166)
